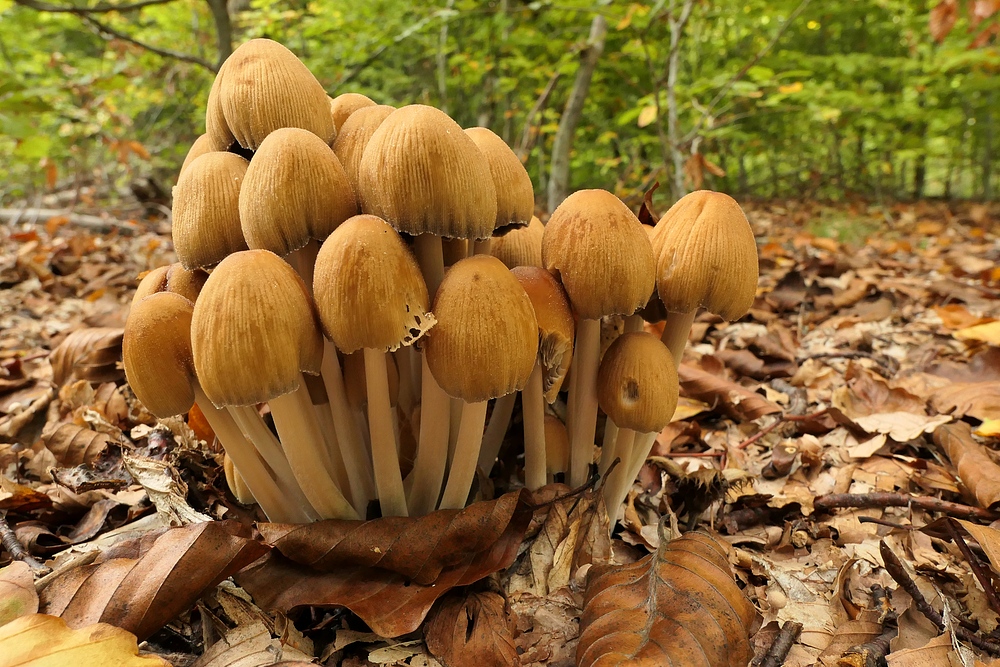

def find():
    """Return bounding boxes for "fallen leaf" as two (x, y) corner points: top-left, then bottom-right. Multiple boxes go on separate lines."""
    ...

(976, 419), (1000, 437)
(849, 412), (951, 442)
(0, 614), (169, 667)
(678, 363), (782, 421)
(193, 620), (313, 667)
(122, 453), (212, 525)
(930, 382), (1000, 422)
(49, 328), (123, 387)
(956, 521), (1000, 578)
(40, 422), (112, 466)
(0, 563), (38, 628)
(424, 590), (518, 667)
(934, 423), (1000, 509)
(885, 631), (960, 667)
(955, 321), (1000, 345)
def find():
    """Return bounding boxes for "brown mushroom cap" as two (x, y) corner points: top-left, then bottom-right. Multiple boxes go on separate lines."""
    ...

(541, 189), (655, 320)
(652, 190), (759, 321)
(191, 249), (323, 407)
(332, 104), (395, 207)
(511, 266), (574, 402)
(133, 263), (208, 307)
(464, 127), (534, 232)
(424, 255), (538, 402)
(180, 134), (216, 176)
(123, 292), (196, 418)
(491, 216), (543, 270)
(239, 128), (358, 255)
(596, 331), (678, 433)
(212, 39), (334, 150)
(357, 105), (497, 240)
(171, 152), (249, 270)
(313, 214), (434, 353)
(329, 93), (377, 134)
(205, 60), (235, 151)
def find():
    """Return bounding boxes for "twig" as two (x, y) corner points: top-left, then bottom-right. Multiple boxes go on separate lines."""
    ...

(815, 492), (999, 522)
(945, 518), (1000, 619)
(515, 70), (562, 161)
(0, 208), (140, 233)
(757, 620), (802, 667)
(857, 516), (915, 530)
(0, 511), (50, 574)
(837, 609), (897, 667)
(80, 15), (217, 71)
(738, 408), (829, 449)
(332, 12), (441, 93)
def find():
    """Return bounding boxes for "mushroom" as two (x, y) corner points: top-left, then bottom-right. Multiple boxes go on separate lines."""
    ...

(132, 263), (207, 307)
(179, 134), (216, 176)
(224, 453), (256, 505)
(651, 190), (759, 365)
(329, 93), (377, 135)
(463, 127), (534, 255)
(545, 414), (570, 484)
(332, 104), (394, 208)
(596, 331), (678, 516)
(192, 249), (357, 520)
(542, 189), (655, 487)
(424, 255), (537, 509)
(491, 216), (543, 270)
(314, 214), (434, 517)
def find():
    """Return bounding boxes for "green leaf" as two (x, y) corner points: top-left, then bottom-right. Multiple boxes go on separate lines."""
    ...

(15, 135), (51, 159)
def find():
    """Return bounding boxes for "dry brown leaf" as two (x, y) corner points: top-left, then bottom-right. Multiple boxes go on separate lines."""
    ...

(930, 382), (1000, 422)
(577, 528), (758, 666)
(236, 490), (532, 637)
(934, 422), (1000, 509)
(0, 563), (38, 628)
(40, 422), (112, 466)
(678, 363), (781, 421)
(957, 520), (1000, 577)
(834, 364), (927, 419)
(885, 631), (960, 667)
(0, 613), (170, 667)
(39, 520), (267, 641)
(49, 327), (123, 387)
(193, 621), (312, 667)
(424, 590), (518, 667)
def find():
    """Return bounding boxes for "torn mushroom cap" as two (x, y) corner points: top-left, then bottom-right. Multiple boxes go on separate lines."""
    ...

(597, 331), (678, 434)
(132, 263), (208, 308)
(240, 128), (358, 256)
(358, 105), (497, 240)
(191, 249), (323, 407)
(544, 414), (569, 476)
(214, 39), (334, 151)
(123, 292), (196, 418)
(314, 214), (434, 354)
(425, 255), (538, 403)
(343, 350), (401, 411)
(332, 104), (395, 207)
(542, 189), (655, 320)
(511, 266), (574, 403)
(180, 134), (216, 176)
(329, 93), (377, 134)
(652, 190), (759, 321)
(491, 216), (543, 269)
(464, 127), (533, 233)
(171, 152), (249, 270)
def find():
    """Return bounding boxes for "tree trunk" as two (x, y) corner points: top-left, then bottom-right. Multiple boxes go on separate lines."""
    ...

(205, 0), (232, 68)
(667, 0), (696, 199)
(547, 15), (607, 213)
(437, 0), (456, 116)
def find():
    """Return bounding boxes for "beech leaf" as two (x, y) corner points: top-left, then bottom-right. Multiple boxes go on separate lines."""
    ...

(678, 363), (781, 421)
(424, 590), (518, 667)
(0, 614), (170, 667)
(934, 422), (1000, 510)
(0, 563), (38, 628)
(49, 327), (123, 387)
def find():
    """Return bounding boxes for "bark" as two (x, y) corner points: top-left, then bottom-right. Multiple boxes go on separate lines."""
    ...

(205, 0), (232, 68)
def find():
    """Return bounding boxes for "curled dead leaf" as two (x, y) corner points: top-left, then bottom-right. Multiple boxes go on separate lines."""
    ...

(424, 590), (518, 667)
(41, 422), (112, 466)
(934, 422), (1000, 510)
(50, 327), (123, 388)
(0, 614), (169, 667)
(678, 363), (781, 422)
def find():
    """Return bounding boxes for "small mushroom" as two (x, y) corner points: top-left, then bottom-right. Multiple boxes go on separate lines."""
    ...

(464, 126), (534, 255)
(179, 134), (216, 176)
(332, 104), (394, 208)
(329, 92), (377, 135)
(171, 152), (249, 270)
(132, 263), (207, 307)
(491, 216), (543, 270)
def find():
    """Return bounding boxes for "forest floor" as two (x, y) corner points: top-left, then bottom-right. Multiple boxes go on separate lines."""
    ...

(1, 197), (1000, 667)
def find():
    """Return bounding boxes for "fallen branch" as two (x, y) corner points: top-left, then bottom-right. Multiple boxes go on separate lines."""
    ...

(815, 492), (999, 522)
(0, 208), (142, 233)
(0, 510), (50, 574)
(738, 408), (829, 449)
(838, 608), (897, 667)
(757, 620), (802, 667)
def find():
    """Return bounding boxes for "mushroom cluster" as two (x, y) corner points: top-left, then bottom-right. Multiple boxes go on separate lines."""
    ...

(123, 38), (759, 523)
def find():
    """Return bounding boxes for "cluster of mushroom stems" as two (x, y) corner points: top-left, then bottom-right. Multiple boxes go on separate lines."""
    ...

(122, 39), (759, 525)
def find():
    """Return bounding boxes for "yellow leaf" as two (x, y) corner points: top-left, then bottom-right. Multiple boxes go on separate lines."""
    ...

(955, 321), (1000, 345)
(976, 419), (1000, 437)
(778, 81), (803, 94)
(0, 614), (170, 667)
(637, 105), (657, 128)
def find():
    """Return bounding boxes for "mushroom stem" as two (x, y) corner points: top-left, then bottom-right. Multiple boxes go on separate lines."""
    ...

(624, 314), (644, 333)
(288, 240), (319, 295)
(364, 348), (408, 517)
(478, 392), (516, 475)
(447, 397), (463, 467)
(393, 347), (416, 417)
(567, 317), (601, 487)
(320, 341), (374, 515)
(312, 400), (351, 503)
(660, 309), (697, 367)
(224, 454), (256, 505)
(413, 233), (445, 299)
(439, 399), (489, 509)
(598, 419), (618, 476)
(194, 385), (312, 523)
(605, 430), (659, 518)
(471, 238), (491, 256)
(602, 426), (636, 518)
(407, 354), (452, 515)
(268, 378), (359, 519)
(522, 363), (546, 491)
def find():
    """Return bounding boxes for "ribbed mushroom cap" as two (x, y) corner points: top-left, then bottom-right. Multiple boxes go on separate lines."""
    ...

(239, 128), (358, 255)
(123, 292), (196, 418)
(597, 331), (678, 433)
(314, 214), (434, 353)
(544, 414), (569, 476)
(357, 105), (497, 240)
(491, 216), (543, 269)
(332, 104), (394, 206)
(424, 255), (538, 402)
(329, 93), (377, 134)
(133, 263), (208, 307)
(511, 266), (574, 403)
(213, 39), (334, 150)
(191, 249), (323, 407)
(464, 127), (533, 232)
(541, 190), (655, 320)
(171, 152), (249, 270)
(343, 350), (401, 411)
(180, 134), (216, 176)
(652, 190), (759, 321)
(205, 60), (235, 151)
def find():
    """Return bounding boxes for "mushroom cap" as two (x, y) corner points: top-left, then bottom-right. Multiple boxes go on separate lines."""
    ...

(314, 214), (434, 353)
(491, 215), (543, 270)
(511, 266), (574, 403)
(132, 263), (208, 307)
(213, 39), (334, 150)
(357, 105), (497, 240)
(329, 93), (377, 134)
(123, 292), (196, 418)
(180, 134), (216, 176)
(191, 249), (323, 407)
(464, 127), (534, 231)
(541, 189), (655, 320)
(171, 152), (249, 270)
(652, 190), (759, 321)
(544, 414), (569, 475)
(239, 128), (358, 255)
(424, 255), (538, 402)
(205, 60), (235, 151)
(332, 104), (395, 207)
(597, 331), (678, 433)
